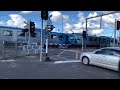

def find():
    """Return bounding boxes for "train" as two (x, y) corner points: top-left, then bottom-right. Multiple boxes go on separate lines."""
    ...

(0, 26), (115, 48)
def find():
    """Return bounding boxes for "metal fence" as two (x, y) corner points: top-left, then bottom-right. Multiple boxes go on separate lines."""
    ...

(0, 41), (43, 60)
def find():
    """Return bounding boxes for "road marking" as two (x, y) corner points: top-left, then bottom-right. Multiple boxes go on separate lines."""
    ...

(10, 62), (16, 67)
(1, 59), (15, 62)
(54, 60), (81, 64)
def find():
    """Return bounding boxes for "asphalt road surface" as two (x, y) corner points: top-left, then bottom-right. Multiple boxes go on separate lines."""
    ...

(0, 48), (120, 79)
(0, 60), (119, 79)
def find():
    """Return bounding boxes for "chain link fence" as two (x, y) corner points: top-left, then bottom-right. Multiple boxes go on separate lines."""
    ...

(0, 40), (44, 60)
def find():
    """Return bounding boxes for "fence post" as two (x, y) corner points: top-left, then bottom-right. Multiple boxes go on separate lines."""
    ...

(2, 41), (5, 60)
(15, 40), (17, 59)
(76, 48), (78, 59)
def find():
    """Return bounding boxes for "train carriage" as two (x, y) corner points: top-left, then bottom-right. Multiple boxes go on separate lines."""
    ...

(0, 26), (115, 48)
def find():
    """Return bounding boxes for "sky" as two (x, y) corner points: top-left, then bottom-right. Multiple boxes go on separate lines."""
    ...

(0, 11), (120, 38)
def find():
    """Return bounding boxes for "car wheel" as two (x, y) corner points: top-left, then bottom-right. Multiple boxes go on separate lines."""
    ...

(82, 56), (89, 65)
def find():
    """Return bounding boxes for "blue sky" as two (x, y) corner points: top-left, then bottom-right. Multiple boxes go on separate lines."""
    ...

(0, 11), (120, 38)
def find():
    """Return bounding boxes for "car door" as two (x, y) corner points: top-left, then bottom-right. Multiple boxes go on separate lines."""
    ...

(103, 49), (120, 71)
(90, 50), (107, 65)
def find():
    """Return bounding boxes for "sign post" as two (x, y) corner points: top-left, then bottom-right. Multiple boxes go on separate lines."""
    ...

(40, 19), (43, 62)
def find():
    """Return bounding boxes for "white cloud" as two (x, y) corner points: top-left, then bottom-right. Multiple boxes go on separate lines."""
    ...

(82, 22), (100, 29)
(91, 29), (104, 35)
(54, 11), (120, 36)
(0, 20), (4, 25)
(50, 11), (69, 22)
(87, 12), (98, 18)
(101, 12), (120, 28)
(20, 11), (33, 14)
(77, 11), (85, 22)
(7, 14), (26, 28)
(73, 22), (83, 29)
(87, 12), (100, 22)
(64, 23), (73, 30)
(63, 15), (69, 22)
(87, 22), (100, 29)
(64, 22), (84, 34)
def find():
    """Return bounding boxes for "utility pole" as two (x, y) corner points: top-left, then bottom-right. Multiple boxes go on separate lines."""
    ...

(28, 20), (31, 55)
(82, 37), (83, 51)
(45, 14), (53, 61)
(114, 19), (116, 47)
(40, 11), (50, 62)
(62, 13), (63, 33)
(40, 19), (43, 62)
(119, 29), (120, 47)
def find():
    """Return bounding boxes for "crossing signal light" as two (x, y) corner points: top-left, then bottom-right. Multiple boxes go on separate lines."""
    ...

(117, 20), (120, 30)
(30, 21), (36, 37)
(30, 21), (35, 33)
(45, 25), (55, 31)
(83, 31), (86, 38)
(50, 25), (55, 31)
(41, 11), (48, 20)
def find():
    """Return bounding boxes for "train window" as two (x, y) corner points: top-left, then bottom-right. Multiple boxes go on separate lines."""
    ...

(99, 39), (101, 42)
(103, 39), (106, 42)
(51, 35), (57, 39)
(44, 34), (47, 38)
(89, 38), (93, 41)
(59, 35), (64, 40)
(77, 37), (81, 40)
(3, 30), (13, 36)
(94, 38), (97, 41)
(70, 36), (74, 40)
(111, 40), (113, 43)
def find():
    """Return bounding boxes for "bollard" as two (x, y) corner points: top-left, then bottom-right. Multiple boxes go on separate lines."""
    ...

(76, 48), (78, 59)
(2, 41), (5, 60)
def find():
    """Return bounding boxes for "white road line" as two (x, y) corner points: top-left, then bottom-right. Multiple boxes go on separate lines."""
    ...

(54, 60), (81, 64)
(1, 59), (15, 62)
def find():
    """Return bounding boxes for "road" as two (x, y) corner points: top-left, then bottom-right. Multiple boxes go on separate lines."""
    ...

(0, 48), (120, 79)
(0, 60), (119, 79)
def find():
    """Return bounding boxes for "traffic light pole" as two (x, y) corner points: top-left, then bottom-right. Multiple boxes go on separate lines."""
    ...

(40, 19), (43, 62)
(45, 32), (50, 61)
(82, 37), (83, 51)
(114, 19), (116, 47)
(28, 20), (31, 55)
(45, 22), (50, 61)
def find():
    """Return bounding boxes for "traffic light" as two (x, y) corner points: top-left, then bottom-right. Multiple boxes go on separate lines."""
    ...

(45, 25), (55, 31)
(41, 11), (48, 20)
(50, 25), (55, 31)
(117, 20), (120, 30)
(30, 21), (35, 32)
(83, 31), (86, 38)
(30, 21), (36, 37)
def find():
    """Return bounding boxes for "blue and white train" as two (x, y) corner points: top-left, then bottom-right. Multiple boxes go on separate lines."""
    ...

(0, 26), (115, 48)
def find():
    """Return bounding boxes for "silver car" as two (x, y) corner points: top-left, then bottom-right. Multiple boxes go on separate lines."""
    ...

(80, 47), (120, 71)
